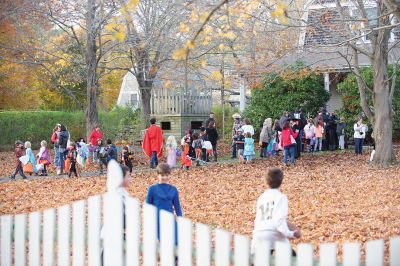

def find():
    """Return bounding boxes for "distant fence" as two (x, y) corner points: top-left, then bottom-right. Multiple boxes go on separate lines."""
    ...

(1, 162), (400, 265)
(151, 88), (212, 115)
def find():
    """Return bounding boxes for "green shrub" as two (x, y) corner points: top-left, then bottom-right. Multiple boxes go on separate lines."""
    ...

(0, 107), (143, 150)
(243, 63), (330, 128)
(212, 105), (239, 140)
(337, 66), (400, 140)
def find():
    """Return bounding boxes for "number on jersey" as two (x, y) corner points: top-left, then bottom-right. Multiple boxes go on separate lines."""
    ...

(259, 201), (274, 221)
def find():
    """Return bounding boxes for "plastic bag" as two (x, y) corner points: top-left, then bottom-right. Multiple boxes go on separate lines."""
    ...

(19, 155), (29, 165)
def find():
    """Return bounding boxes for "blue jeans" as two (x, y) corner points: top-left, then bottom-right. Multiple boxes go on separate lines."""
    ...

(150, 151), (158, 167)
(284, 144), (295, 165)
(54, 147), (60, 167)
(57, 150), (65, 170)
(355, 138), (364, 154)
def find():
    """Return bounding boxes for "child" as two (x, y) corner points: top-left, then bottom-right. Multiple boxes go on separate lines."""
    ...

(11, 140), (27, 180)
(181, 136), (192, 170)
(314, 120), (324, 152)
(67, 142), (78, 177)
(243, 132), (255, 163)
(234, 128), (245, 163)
(251, 168), (301, 255)
(37, 140), (51, 176)
(95, 139), (107, 175)
(146, 163), (182, 243)
(25, 141), (37, 175)
(304, 119), (316, 152)
(77, 139), (89, 168)
(192, 133), (204, 166)
(121, 146), (134, 173)
(165, 136), (178, 168)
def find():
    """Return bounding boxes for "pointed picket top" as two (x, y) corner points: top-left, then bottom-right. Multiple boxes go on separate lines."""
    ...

(107, 159), (123, 192)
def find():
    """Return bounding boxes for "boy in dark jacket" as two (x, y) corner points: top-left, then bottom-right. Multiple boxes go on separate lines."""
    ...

(11, 140), (27, 180)
(121, 146), (133, 173)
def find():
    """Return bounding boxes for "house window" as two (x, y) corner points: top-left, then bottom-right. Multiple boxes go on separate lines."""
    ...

(353, 7), (377, 42)
(191, 121), (203, 130)
(161, 122), (171, 130)
(130, 93), (138, 107)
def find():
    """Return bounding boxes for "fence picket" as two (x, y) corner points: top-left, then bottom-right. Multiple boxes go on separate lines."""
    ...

(296, 243), (313, 266)
(126, 196), (140, 266)
(88, 195), (101, 266)
(14, 214), (26, 266)
(178, 217), (192, 266)
(254, 240), (270, 266)
(28, 212), (41, 266)
(390, 237), (400, 266)
(215, 228), (231, 266)
(43, 209), (55, 266)
(160, 210), (175, 266)
(73, 200), (86, 266)
(58, 205), (71, 266)
(143, 203), (157, 266)
(366, 239), (384, 266)
(103, 192), (123, 266)
(196, 223), (211, 266)
(234, 234), (250, 266)
(319, 243), (337, 266)
(1, 215), (12, 266)
(343, 242), (360, 266)
(275, 241), (292, 266)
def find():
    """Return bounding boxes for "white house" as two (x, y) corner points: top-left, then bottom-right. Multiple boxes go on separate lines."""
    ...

(116, 71), (140, 109)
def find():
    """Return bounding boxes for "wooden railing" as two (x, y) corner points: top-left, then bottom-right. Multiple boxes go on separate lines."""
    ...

(1, 161), (400, 266)
(151, 88), (212, 115)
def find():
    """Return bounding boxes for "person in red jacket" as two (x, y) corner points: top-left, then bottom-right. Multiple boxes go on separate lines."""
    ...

(89, 125), (103, 163)
(280, 121), (299, 166)
(142, 118), (163, 169)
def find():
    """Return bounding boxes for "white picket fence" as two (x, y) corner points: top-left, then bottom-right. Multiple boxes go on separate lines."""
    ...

(1, 161), (400, 266)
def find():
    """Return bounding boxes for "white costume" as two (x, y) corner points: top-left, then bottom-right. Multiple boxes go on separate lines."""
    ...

(251, 189), (295, 253)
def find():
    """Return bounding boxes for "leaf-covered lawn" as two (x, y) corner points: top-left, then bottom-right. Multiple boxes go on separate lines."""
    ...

(1, 149), (400, 261)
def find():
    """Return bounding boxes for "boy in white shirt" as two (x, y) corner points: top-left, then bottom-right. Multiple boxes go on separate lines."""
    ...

(251, 168), (301, 255)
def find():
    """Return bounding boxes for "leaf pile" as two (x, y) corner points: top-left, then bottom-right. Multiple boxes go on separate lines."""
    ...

(1, 149), (400, 262)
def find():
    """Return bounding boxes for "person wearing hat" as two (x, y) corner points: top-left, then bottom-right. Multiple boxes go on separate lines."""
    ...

(336, 117), (346, 150)
(231, 113), (243, 159)
(11, 140), (27, 180)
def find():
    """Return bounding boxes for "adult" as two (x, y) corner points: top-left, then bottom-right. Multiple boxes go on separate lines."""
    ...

(206, 121), (219, 161)
(293, 109), (306, 154)
(280, 121), (299, 166)
(231, 113), (243, 159)
(279, 111), (290, 130)
(251, 168), (301, 255)
(291, 117), (302, 158)
(51, 124), (61, 167)
(205, 112), (216, 128)
(241, 118), (255, 136)
(56, 124), (69, 175)
(143, 118), (164, 168)
(259, 118), (272, 157)
(89, 124), (103, 163)
(336, 117), (346, 150)
(326, 118), (337, 151)
(354, 116), (368, 155)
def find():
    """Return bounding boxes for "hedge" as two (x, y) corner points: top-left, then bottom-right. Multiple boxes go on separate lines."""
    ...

(0, 107), (143, 151)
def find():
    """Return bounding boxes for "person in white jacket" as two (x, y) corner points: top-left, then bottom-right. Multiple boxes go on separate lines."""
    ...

(251, 168), (301, 255)
(353, 117), (368, 155)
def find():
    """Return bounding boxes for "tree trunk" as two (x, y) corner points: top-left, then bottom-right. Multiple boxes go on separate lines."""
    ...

(85, 0), (99, 140)
(140, 87), (152, 121)
(371, 46), (396, 166)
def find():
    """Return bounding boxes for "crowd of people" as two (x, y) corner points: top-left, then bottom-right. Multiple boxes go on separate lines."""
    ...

(11, 107), (370, 179)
